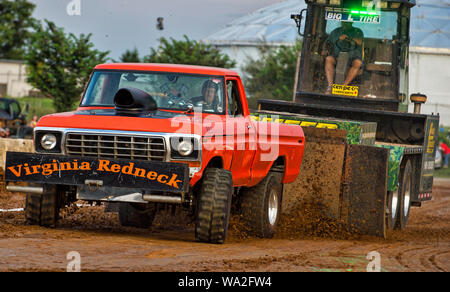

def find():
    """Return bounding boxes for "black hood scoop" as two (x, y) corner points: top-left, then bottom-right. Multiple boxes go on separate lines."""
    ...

(114, 87), (157, 116)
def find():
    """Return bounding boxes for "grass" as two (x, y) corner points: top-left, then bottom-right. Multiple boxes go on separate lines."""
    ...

(16, 97), (56, 122)
(434, 167), (450, 178)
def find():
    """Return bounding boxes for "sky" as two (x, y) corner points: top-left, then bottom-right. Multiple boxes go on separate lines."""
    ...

(29, 0), (283, 60)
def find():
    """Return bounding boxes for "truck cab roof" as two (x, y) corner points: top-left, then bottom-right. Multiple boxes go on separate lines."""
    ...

(95, 63), (239, 77)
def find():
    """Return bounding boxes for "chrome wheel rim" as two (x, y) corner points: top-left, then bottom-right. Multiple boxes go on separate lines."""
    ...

(404, 176), (411, 218)
(391, 189), (399, 220)
(268, 189), (278, 226)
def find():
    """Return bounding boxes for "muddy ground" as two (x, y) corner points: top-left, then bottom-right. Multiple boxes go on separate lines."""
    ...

(0, 179), (449, 272)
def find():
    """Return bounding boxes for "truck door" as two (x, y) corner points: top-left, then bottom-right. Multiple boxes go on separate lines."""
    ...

(226, 78), (256, 186)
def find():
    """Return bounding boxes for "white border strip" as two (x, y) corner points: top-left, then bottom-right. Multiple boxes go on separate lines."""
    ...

(0, 204), (90, 213)
(0, 208), (24, 212)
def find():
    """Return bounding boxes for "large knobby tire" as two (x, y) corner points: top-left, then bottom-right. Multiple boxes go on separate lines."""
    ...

(118, 203), (157, 228)
(25, 186), (60, 227)
(195, 168), (233, 244)
(386, 189), (400, 230)
(240, 172), (283, 238)
(395, 159), (413, 230)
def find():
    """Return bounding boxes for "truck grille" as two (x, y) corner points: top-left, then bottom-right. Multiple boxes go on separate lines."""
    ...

(65, 133), (166, 161)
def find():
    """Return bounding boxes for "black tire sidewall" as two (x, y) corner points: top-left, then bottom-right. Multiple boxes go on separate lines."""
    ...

(262, 173), (282, 237)
(240, 172), (283, 238)
(221, 186), (233, 240)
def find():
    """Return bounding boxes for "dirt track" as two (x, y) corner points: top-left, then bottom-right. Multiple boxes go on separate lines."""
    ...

(0, 179), (449, 272)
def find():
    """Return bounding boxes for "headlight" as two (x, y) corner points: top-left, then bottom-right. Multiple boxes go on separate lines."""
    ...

(41, 134), (57, 150)
(178, 140), (194, 156)
(35, 131), (62, 153)
(170, 137), (199, 160)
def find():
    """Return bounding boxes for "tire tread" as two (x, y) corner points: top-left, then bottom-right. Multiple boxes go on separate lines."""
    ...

(241, 172), (282, 238)
(195, 168), (232, 244)
(25, 186), (59, 227)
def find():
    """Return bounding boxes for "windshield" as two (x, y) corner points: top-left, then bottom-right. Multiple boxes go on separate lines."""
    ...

(326, 10), (398, 40)
(81, 70), (226, 114)
(299, 6), (399, 100)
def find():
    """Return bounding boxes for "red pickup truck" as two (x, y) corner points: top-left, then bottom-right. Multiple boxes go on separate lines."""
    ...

(5, 63), (305, 243)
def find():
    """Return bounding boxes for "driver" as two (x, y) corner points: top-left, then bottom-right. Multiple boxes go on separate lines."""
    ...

(323, 21), (364, 94)
(191, 80), (219, 111)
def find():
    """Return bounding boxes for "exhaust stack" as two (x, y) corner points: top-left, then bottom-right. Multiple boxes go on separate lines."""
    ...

(114, 87), (157, 116)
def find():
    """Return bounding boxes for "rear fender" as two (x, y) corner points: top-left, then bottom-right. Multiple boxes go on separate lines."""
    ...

(248, 121), (305, 186)
(376, 144), (404, 192)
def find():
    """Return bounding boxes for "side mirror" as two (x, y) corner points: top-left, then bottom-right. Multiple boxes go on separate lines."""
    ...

(291, 9), (307, 37)
(8, 104), (15, 120)
(22, 103), (29, 119)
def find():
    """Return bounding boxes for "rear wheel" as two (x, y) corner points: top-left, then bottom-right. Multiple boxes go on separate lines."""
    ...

(25, 185), (60, 227)
(395, 159), (413, 230)
(240, 172), (283, 238)
(118, 203), (157, 228)
(195, 168), (233, 244)
(386, 189), (400, 230)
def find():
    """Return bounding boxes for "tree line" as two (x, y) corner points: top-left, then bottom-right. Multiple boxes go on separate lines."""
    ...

(0, 0), (301, 112)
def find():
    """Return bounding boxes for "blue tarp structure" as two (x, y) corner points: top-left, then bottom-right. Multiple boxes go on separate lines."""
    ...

(205, 0), (450, 49)
(411, 0), (450, 48)
(205, 0), (306, 45)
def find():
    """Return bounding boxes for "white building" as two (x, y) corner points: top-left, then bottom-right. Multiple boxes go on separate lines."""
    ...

(408, 1), (450, 124)
(0, 59), (35, 98)
(203, 0), (450, 124)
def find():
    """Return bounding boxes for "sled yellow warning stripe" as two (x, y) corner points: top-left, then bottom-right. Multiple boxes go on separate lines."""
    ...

(251, 116), (338, 130)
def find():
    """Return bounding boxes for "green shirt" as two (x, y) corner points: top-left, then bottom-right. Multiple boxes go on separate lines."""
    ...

(326, 26), (364, 59)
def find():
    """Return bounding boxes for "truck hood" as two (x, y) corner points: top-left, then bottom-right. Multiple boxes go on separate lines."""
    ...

(37, 109), (216, 135)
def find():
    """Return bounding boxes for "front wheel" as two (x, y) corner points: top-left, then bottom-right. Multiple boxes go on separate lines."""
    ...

(25, 185), (60, 227)
(195, 168), (233, 244)
(240, 172), (283, 238)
